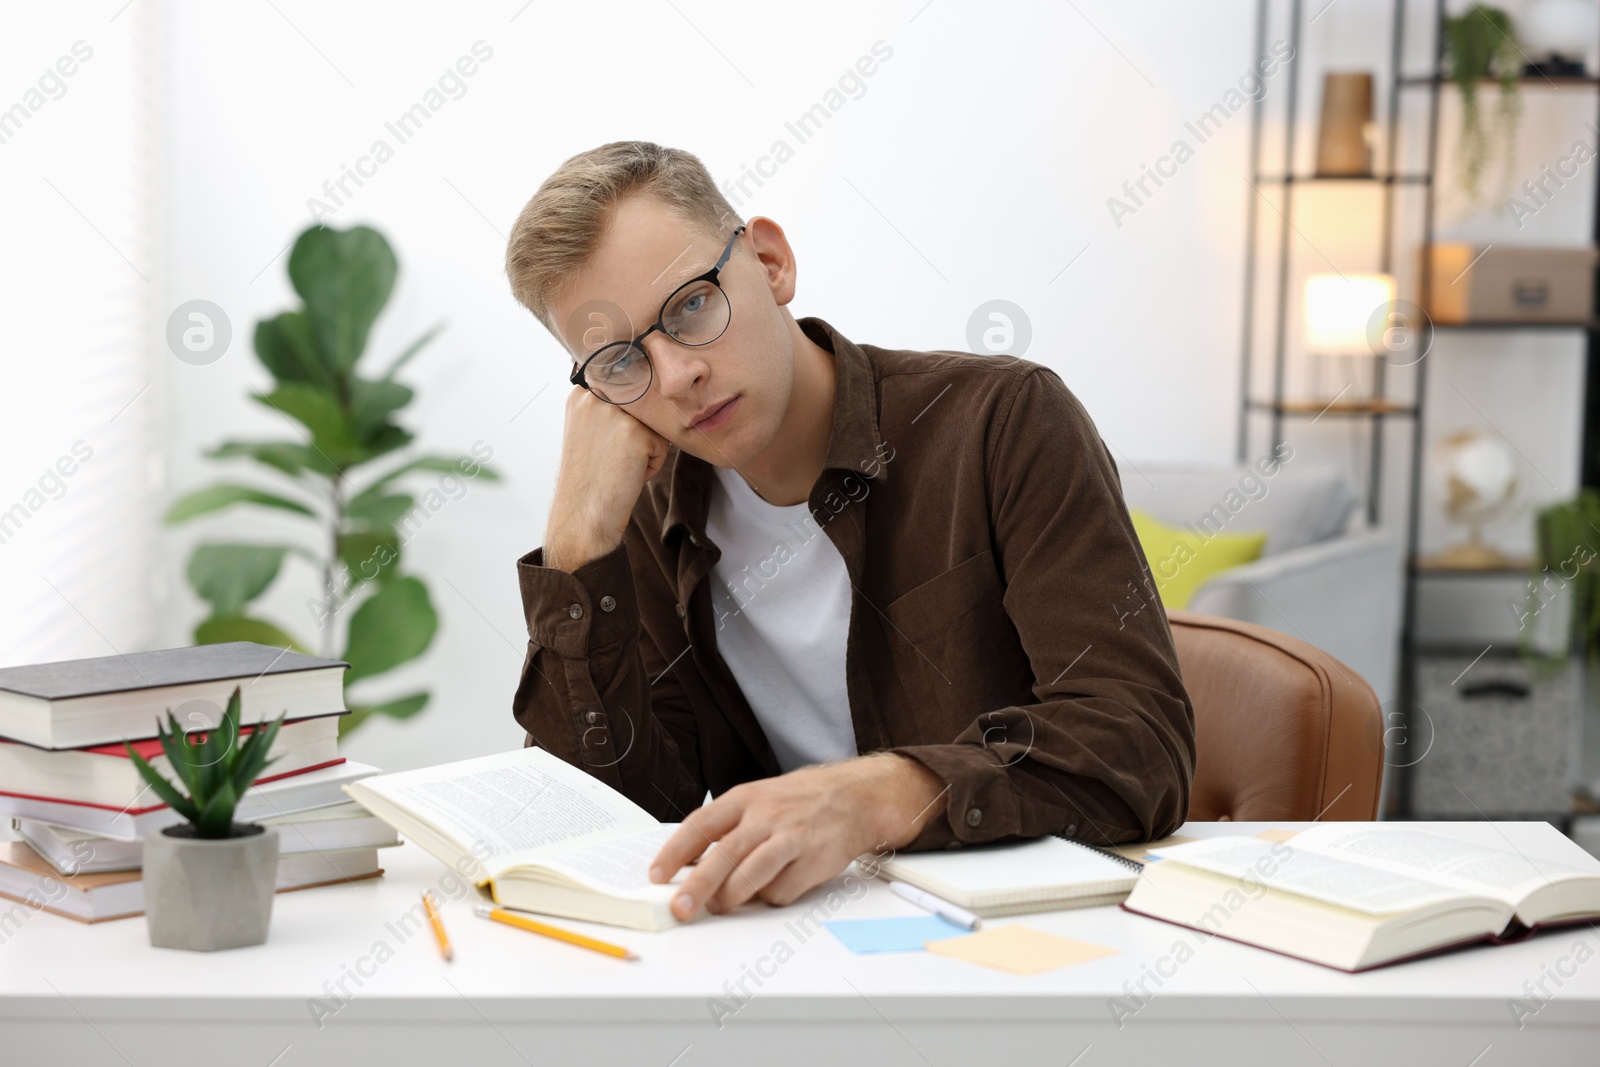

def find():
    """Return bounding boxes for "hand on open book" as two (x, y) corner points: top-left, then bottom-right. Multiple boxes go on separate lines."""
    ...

(647, 753), (949, 920)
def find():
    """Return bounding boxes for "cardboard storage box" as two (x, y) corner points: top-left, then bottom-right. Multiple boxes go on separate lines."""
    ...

(1426, 244), (1597, 323)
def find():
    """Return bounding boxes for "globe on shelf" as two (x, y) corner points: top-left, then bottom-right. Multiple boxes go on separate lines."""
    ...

(1427, 428), (1518, 569)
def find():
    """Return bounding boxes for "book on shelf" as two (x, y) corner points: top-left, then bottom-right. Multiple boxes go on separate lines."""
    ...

(0, 840), (383, 924)
(0, 711), (345, 809)
(1120, 825), (1600, 972)
(0, 760), (381, 840)
(0, 641), (347, 749)
(13, 801), (401, 874)
(342, 746), (707, 931)
(855, 833), (1143, 917)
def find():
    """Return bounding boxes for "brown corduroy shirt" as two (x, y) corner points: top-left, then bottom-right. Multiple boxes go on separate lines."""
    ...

(513, 316), (1195, 851)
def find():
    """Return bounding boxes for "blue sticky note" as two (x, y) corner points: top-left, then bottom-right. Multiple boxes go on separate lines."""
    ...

(823, 915), (971, 954)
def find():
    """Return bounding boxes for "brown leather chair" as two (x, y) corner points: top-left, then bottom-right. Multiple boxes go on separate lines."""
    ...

(1168, 610), (1384, 822)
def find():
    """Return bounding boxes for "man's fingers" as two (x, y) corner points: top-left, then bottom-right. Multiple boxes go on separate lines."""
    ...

(708, 837), (799, 913)
(673, 825), (769, 919)
(650, 797), (743, 883)
(756, 854), (831, 907)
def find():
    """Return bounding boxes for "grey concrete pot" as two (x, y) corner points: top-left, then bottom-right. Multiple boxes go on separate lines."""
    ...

(142, 822), (278, 951)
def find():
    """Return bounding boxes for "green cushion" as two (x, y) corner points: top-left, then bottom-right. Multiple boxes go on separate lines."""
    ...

(1129, 508), (1268, 610)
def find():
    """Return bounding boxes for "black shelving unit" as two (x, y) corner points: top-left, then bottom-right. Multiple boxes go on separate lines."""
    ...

(1236, 0), (1600, 817)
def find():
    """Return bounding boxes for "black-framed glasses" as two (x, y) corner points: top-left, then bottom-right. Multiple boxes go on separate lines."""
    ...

(569, 225), (747, 405)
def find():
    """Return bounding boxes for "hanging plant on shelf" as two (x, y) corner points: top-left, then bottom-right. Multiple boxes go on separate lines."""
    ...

(165, 223), (503, 736)
(1443, 3), (1524, 205)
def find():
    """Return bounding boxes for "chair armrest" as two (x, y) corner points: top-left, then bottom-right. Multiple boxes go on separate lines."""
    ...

(1185, 529), (1403, 707)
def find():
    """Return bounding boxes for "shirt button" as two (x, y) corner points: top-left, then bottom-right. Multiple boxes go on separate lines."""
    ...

(1065, 823), (1079, 837)
(675, 603), (686, 618)
(568, 603), (583, 620)
(965, 807), (983, 827)
(584, 710), (599, 724)
(600, 595), (616, 613)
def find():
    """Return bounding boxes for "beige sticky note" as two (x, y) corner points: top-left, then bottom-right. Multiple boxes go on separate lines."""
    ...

(924, 924), (1119, 976)
(1255, 828), (1299, 843)
(1110, 834), (1199, 863)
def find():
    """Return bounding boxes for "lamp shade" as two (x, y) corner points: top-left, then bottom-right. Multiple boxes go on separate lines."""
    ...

(1304, 273), (1396, 355)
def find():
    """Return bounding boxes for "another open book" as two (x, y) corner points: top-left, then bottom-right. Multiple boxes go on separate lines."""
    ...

(343, 747), (703, 931)
(1121, 825), (1600, 971)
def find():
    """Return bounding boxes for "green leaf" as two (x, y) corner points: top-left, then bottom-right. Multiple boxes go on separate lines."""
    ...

(208, 439), (338, 478)
(362, 453), (502, 498)
(232, 714), (285, 794)
(341, 691), (429, 735)
(339, 528), (400, 585)
(351, 422), (414, 466)
(255, 310), (333, 389)
(194, 614), (312, 654)
(349, 376), (414, 441)
(288, 225), (397, 374)
(122, 742), (200, 823)
(346, 489), (416, 528)
(381, 322), (444, 381)
(253, 382), (362, 466)
(155, 709), (207, 799)
(195, 707), (234, 802)
(185, 544), (291, 617)
(342, 576), (437, 684)
(196, 776), (239, 838)
(200, 687), (246, 803)
(164, 483), (316, 525)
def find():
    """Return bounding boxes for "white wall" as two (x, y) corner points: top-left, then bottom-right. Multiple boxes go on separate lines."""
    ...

(7, 0), (1591, 770)
(153, 0), (1277, 773)
(0, 2), (164, 668)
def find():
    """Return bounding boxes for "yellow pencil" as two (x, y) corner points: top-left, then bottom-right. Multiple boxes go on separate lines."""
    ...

(472, 903), (638, 960)
(422, 891), (452, 962)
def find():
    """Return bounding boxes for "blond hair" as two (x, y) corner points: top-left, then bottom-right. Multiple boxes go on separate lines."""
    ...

(504, 141), (742, 335)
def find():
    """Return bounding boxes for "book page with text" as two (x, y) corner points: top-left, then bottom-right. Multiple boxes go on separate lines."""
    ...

(1290, 826), (1599, 908)
(348, 748), (658, 869)
(1151, 837), (1478, 915)
(522, 825), (689, 900)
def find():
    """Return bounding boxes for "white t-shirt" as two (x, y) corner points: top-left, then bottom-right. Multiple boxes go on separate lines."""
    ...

(704, 464), (857, 773)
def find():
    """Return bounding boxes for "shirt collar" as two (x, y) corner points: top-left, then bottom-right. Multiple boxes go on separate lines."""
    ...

(660, 315), (888, 546)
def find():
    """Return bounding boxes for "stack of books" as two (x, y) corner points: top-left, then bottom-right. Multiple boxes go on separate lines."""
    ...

(0, 641), (398, 923)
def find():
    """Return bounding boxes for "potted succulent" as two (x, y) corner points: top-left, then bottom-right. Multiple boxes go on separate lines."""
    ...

(124, 685), (287, 951)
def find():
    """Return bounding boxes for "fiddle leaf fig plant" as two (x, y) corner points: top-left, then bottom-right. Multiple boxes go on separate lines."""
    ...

(124, 687), (285, 839)
(166, 223), (503, 735)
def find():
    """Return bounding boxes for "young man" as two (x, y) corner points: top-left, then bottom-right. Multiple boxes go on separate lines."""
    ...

(504, 141), (1194, 924)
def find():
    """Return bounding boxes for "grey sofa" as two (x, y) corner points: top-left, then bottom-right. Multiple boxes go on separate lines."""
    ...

(1119, 461), (1403, 711)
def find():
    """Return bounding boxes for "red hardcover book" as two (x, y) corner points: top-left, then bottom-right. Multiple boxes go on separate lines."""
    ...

(0, 712), (346, 811)
(0, 759), (380, 840)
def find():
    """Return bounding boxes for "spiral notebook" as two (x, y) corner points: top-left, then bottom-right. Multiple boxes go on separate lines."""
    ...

(856, 833), (1143, 918)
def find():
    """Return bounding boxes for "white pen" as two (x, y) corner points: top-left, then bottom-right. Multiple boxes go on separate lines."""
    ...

(888, 880), (982, 930)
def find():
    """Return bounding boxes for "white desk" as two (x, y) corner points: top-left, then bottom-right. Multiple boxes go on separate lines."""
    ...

(3, 821), (1598, 1066)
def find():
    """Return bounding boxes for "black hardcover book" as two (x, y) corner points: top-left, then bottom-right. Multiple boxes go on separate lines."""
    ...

(0, 642), (348, 749)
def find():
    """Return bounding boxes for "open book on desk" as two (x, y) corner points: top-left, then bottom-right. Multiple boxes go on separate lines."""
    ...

(342, 747), (704, 931)
(1121, 824), (1600, 972)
